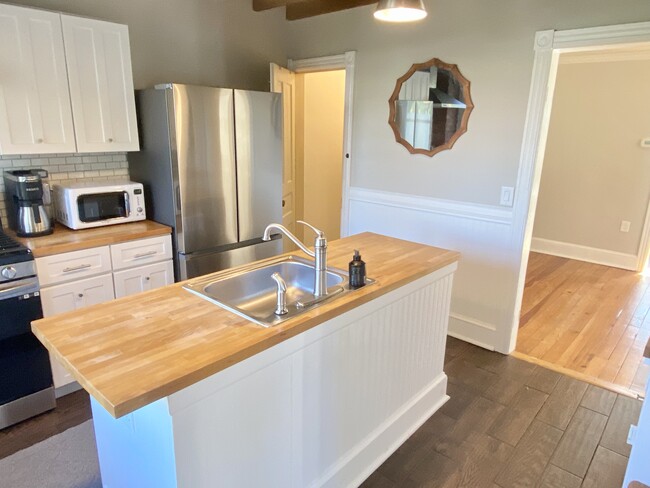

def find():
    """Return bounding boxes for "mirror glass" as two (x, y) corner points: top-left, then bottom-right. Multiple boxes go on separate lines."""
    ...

(388, 58), (474, 157)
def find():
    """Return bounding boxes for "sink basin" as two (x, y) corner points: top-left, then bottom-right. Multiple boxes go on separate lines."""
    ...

(183, 255), (373, 327)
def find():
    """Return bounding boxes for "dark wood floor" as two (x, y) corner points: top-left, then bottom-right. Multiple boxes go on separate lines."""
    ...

(0, 389), (91, 460)
(362, 337), (642, 488)
(0, 338), (642, 487)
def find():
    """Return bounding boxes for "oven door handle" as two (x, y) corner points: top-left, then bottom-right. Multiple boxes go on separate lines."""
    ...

(0, 278), (39, 300)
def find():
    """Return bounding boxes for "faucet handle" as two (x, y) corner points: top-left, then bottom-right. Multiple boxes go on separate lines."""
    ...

(296, 220), (324, 238)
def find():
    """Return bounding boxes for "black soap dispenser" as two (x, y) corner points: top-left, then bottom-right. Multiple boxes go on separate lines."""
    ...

(349, 249), (366, 289)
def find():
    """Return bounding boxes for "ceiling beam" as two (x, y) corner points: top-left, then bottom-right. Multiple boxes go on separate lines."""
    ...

(285, 0), (377, 20)
(252, 0), (293, 12)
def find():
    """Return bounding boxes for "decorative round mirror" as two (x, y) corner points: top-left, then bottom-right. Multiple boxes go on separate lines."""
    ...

(388, 58), (474, 157)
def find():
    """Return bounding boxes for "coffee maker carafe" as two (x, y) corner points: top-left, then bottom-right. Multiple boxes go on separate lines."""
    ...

(3, 170), (54, 237)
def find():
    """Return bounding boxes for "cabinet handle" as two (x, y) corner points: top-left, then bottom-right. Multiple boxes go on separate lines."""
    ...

(134, 250), (157, 259)
(145, 276), (150, 281)
(108, 138), (114, 143)
(63, 263), (92, 273)
(37, 138), (44, 143)
(77, 293), (84, 298)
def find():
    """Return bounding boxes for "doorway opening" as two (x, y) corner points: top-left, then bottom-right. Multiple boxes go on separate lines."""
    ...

(271, 52), (355, 249)
(511, 28), (650, 397)
(293, 69), (346, 242)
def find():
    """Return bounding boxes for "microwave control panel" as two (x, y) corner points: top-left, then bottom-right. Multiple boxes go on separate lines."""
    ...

(133, 187), (145, 217)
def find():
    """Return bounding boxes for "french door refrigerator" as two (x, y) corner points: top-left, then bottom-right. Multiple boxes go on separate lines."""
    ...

(130, 84), (283, 281)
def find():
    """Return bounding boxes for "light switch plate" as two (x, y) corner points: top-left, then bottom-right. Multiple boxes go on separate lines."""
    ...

(500, 186), (514, 207)
(620, 220), (631, 233)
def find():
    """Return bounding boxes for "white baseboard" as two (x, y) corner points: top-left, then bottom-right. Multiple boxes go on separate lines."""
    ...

(531, 237), (637, 271)
(331, 373), (449, 488)
(448, 313), (497, 351)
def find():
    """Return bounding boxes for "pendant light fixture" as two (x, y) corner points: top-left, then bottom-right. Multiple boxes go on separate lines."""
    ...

(374, 0), (428, 22)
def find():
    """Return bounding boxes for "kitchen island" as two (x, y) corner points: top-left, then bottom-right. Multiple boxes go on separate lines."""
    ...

(32, 232), (459, 488)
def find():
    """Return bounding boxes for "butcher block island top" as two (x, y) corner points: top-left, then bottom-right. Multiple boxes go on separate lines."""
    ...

(11, 220), (171, 257)
(32, 232), (459, 418)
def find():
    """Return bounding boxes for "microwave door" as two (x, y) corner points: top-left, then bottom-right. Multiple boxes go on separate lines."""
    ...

(76, 192), (128, 222)
(172, 85), (238, 254)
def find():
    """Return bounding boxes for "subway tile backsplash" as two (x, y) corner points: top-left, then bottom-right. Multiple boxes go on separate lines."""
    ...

(0, 152), (130, 226)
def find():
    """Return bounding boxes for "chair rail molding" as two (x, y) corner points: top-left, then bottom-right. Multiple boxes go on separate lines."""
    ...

(347, 186), (509, 351)
(509, 21), (650, 353)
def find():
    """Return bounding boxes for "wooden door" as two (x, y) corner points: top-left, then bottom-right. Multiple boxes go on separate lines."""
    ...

(270, 63), (296, 251)
(61, 15), (139, 152)
(0, 4), (76, 155)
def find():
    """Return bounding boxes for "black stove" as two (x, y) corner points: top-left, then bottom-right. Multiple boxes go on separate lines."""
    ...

(0, 224), (54, 429)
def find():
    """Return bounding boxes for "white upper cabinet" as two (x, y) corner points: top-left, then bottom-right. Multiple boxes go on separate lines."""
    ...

(0, 4), (76, 155)
(61, 15), (139, 152)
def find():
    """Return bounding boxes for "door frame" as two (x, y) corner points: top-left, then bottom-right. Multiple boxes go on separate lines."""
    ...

(507, 21), (650, 352)
(288, 51), (356, 237)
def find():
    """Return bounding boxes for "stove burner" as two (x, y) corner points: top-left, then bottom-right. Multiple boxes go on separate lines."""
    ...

(0, 230), (32, 265)
(0, 232), (22, 252)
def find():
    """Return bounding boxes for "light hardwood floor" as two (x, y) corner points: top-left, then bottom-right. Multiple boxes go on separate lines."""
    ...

(517, 252), (650, 397)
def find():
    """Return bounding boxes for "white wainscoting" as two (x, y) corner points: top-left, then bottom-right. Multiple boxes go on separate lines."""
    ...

(348, 187), (516, 352)
(531, 237), (638, 271)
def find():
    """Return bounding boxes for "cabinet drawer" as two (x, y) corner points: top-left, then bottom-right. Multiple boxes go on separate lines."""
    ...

(110, 235), (173, 271)
(36, 246), (111, 286)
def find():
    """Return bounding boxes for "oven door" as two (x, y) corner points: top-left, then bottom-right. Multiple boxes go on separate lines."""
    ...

(76, 191), (130, 223)
(0, 278), (53, 406)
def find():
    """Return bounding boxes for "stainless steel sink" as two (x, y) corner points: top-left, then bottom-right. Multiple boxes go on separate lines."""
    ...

(183, 255), (373, 327)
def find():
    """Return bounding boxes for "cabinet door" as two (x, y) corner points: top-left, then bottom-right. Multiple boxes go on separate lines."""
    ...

(61, 15), (139, 152)
(40, 273), (115, 388)
(0, 4), (76, 155)
(113, 260), (174, 298)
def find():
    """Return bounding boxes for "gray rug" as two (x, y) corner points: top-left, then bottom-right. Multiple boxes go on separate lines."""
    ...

(0, 420), (102, 488)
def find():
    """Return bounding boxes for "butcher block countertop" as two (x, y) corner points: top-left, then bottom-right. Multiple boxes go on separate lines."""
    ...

(10, 220), (171, 257)
(32, 232), (460, 418)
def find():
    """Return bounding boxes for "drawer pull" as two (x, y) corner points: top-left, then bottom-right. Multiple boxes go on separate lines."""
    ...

(134, 250), (157, 259)
(63, 263), (92, 273)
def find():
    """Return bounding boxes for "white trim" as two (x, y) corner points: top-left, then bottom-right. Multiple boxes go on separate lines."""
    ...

(448, 313), (497, 351)
(639, 199), (650, 272)
(288, 51), (356, 237)
(288, 53), (348, 72)
(531, 237), (638, 271)
(349, 186), (513, 225)
(510, 21), (650, 353)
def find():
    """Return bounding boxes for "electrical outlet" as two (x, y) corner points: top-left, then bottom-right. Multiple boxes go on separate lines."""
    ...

(500, 186), (514, 206)
(620, 220), (631, 233)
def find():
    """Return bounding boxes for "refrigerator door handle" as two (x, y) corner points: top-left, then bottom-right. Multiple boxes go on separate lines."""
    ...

(175, 184), (182, 213)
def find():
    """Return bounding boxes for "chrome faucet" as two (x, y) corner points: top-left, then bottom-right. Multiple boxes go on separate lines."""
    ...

(262, 220), (328, 297)
(271, 272), (288, 315)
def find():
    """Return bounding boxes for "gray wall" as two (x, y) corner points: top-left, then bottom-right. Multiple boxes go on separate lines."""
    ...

(9, 0), (287, 91)
(533, 58), (650, 256)
(285, 1), (650, 206)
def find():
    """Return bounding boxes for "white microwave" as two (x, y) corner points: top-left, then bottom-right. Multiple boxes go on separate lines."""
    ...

(53, 181), (146, 230)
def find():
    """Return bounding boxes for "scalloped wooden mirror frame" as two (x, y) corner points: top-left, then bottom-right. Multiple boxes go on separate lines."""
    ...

(388, 58), (474, 157)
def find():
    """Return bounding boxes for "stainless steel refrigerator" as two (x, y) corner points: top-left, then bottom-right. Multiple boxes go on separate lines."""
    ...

(129, 84), (283, 281)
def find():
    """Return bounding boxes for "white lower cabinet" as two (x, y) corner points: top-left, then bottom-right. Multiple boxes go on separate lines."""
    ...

(38, 234), (173, 392)
(40, 273), (115, 389)
(113, 260), (174, 298)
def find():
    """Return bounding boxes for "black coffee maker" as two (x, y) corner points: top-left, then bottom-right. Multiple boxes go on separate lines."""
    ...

(3, 169), (53, 237)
